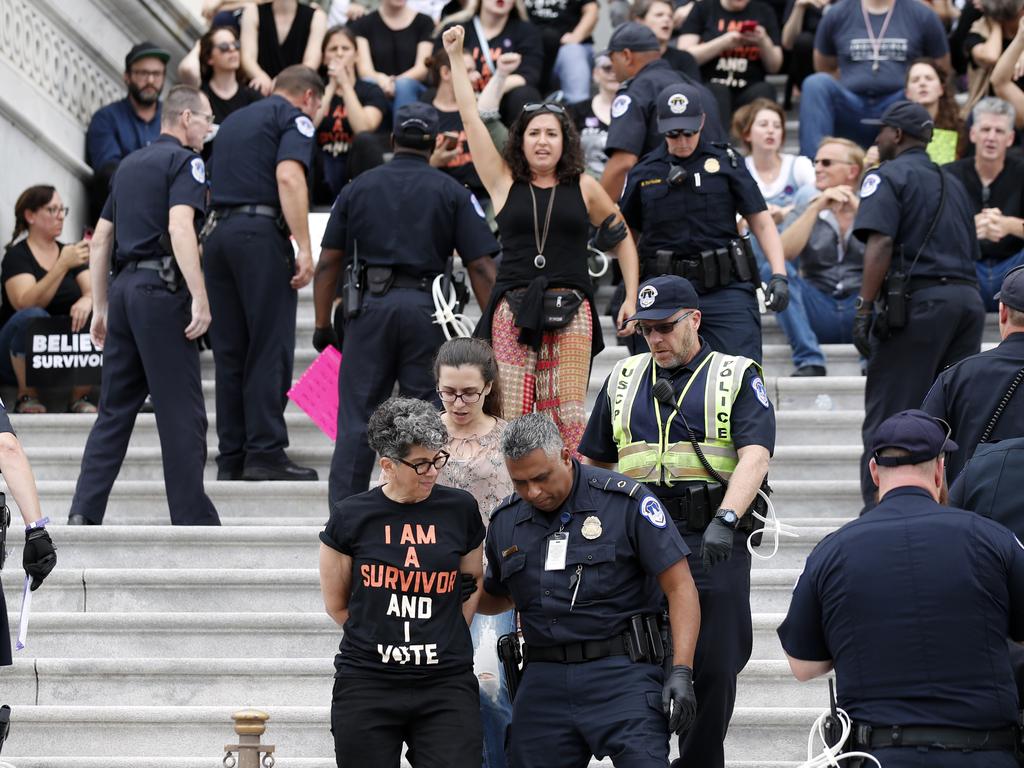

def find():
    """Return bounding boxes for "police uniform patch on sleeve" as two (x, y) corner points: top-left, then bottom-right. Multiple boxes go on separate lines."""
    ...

(190, 157), (206, 184)
(611, 95), (631, 119)
(751, 376), (769, 408)
(639, 496), (667, 529)
(470, 193), (486, 219)
(295, 115), (315, 138)
(859, 173), (881, 198)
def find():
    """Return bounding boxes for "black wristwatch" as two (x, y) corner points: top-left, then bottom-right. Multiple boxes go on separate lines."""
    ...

(715, 508), (740, 529)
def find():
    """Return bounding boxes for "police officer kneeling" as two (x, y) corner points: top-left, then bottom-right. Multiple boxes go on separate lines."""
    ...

(578, 275), (775, 768)
(620, 84), (790, 364)
(478, 413), (700, 768)
(315, 102), (499, 507)
(778, 409), (1024, 768)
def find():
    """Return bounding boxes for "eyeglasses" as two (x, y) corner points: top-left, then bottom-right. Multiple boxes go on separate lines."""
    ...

(213, 41), (241, 52)
(637, 310), (695, 336)
(665, 128), (699, 139)
(44, 205), (69, 217)
(437, 390), (484, 404)
(189, 110), (214, 124)
(129, 68), (165, 80)
(814, 158), (855, 167)
(523, 102), (567, 115)
(395, 451), (450, 475)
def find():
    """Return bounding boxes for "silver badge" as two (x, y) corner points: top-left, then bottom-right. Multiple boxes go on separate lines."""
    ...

(581, 515), (603, 540)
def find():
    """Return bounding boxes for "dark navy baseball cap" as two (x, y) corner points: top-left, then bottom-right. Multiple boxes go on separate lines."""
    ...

(626, 276), (700, 322)
(394, 102), (439, 148)
(861, 100), (934, 141)
(602, 22), (660, 56)
(125, 42), (170, 71)
(994, 264), (1024, 311)
(871, 409), (958, 466)
(656, 83), (705, 134)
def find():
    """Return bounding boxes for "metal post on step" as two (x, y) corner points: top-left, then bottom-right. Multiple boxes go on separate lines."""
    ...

(223, 709), (276, 768)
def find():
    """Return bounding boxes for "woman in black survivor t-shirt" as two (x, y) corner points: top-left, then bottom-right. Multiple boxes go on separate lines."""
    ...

(319, 397), (484, 768)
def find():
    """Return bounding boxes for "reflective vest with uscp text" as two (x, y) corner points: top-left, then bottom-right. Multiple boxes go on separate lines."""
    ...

(607, 351), (761, 485)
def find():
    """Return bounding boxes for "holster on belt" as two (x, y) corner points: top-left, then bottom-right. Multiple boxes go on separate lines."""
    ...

(658, 482), (726, 533)
(156, 233), (183, 293)
(497, 631), (524, 704)
(199, 210), (219, 243)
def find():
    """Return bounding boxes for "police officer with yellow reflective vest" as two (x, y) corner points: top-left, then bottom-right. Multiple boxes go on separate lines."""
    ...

(578, 275), (775, 768)
(851, 100), (985, 509)
(477, 412), (700, 768)
(619, 83), (790, 364)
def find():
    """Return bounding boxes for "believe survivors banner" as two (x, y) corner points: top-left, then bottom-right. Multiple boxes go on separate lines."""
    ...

(25, 316), (102, 387)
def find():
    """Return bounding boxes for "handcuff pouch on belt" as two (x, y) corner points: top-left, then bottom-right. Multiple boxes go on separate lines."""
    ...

(652, 236), (758, 293)
(626, 613), (666, 665)
(366, 266), (396, 296)
(656, 480), (767, 542)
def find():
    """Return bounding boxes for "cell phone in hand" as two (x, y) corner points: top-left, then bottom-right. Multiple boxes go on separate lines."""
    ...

(83, 227), (94, 241)
(739, 20), (758, 32)
(443, 132), (460, 151)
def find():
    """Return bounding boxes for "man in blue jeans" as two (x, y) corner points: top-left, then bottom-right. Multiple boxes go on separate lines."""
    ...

(798, 0), (948, 156)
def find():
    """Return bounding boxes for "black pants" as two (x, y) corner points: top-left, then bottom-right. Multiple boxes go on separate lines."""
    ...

(331, 670), (482, 768)
(69, 268), (219, 525)
(328, 288), (444, 507)
(707, 80), (778, 123)
(859, 284), (985, 508)
(204, 214), (297, 474)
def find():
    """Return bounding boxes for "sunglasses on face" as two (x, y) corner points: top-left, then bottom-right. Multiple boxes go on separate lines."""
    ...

(813, 158), (854, 167)
(665, 129), (698, 139)
(395, 451), (451, 475)
(637, 310), (695, 336)
(214, 41), (241, 52)
(523, 102), (567, 116)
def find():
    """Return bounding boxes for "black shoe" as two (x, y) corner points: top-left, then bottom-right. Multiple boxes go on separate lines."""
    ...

(139, 396), (154, 414)
(792, 365), (827, 377)
(242, 460), (319, 481)
(68, 514), (96, 525)
(217, 467), (243, 481)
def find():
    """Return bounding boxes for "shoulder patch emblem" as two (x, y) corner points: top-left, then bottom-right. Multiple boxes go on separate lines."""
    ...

(751, 376), (769, 408)
(295, 115), (315, 138)
(611, 94), (631, 119)
(190, 157), (206, 183)
(704, 157), (720, 174)
(640, 496), (667, 528)
(860, 173), (881, 198)
(470, 193), (486, 219)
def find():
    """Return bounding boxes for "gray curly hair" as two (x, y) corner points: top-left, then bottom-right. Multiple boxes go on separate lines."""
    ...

(501, 413), (563, 460)
(367, 397), (449, 460)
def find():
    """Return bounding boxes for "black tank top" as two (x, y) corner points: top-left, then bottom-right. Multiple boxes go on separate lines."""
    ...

(257, 2), (315, 78)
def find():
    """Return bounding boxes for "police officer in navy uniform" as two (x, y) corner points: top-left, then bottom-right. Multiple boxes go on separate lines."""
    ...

(68, 85), (219, 526)
(778, 409), (1024, 768)
(204, 65), (323, 482)
(852, 101), (985, 508)
(315, 102), (499, 507)
(578, 275), (775, 768)
(477, 412), (700, 768)
(619, 85), (790, 364)
(922, 265), (1024, 482)
(600, 23), (725, 201)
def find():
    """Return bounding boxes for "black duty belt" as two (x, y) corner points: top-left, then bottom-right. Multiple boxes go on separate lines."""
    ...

(524, 635), (631, 664)
(906, 276), (978, 293)
(390, 273), (435, 291)
(130, 259), (166, 272)
(645, 237), (757, 293)
(852, 723), (1018, 751)
(212, 204), (282, 219)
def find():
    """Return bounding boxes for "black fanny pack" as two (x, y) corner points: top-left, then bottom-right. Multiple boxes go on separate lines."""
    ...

(506, 288), (583, 330)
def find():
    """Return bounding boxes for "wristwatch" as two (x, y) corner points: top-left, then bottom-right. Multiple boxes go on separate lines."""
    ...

(854, 296), (868, 312)
(715, 508), (740, 529)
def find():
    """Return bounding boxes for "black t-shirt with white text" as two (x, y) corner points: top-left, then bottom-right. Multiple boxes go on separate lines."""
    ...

(320, 485), (485, 678)
(681, 0), (781, 92)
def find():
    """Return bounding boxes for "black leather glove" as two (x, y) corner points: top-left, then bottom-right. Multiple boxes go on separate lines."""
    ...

(662, 664), (697, 734)
(852, 311), (873, 359)
(764, 274), (790, 312)
(24, 528), (56, 592)
(701, 517), (734, 570)
(460, 572), (478, 603)
(312, 326), (340, 353)
(589, 213), (627, 252)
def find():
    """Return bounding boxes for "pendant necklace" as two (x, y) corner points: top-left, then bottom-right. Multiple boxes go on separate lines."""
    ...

(530, 183), (557, 269)
(861, 0), (896, 73)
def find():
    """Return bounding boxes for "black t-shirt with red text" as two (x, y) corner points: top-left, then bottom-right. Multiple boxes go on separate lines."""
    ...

(435, 108), (488, 201)
(437, 17), (544, 90)
(315, 85), (391, 198)
(681, 0), (781, 93)
(320, 484), (485, 678)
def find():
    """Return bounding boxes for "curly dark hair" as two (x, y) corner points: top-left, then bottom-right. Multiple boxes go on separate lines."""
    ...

(502, 106), (585, 184)
(199, 26), (244, 85)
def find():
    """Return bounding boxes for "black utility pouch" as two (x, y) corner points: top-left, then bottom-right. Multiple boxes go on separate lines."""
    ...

(885, 271), (908, 330)
(366, 267), (395, 296)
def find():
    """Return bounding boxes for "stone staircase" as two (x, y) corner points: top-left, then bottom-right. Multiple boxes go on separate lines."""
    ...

(0, 283), (1001, 767)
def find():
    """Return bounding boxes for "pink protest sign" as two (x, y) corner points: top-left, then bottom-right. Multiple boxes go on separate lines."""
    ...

(287, 346), (340, 441)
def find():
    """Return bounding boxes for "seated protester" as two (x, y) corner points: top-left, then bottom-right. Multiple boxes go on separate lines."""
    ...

(798, 0), (950, 156)
(780, 0), (835, 106)
(963, 0), (1024, 113)
(568, 53), (620, 178)
(2, 187), (95, 414)
(241, 0), (328, 96)
(905, 58), (964, 163)
(313, 26), (388, 206)
(635, 0), (703, 81)
(351, 0), (435, 116)
(437, 0), (544, 124)
(776, 137), (866, 374)
(678, 0), (784, 119)
(991, 15), (1024, 130)
(947, 97), (1024, 311)
(522, 0), (598, 103)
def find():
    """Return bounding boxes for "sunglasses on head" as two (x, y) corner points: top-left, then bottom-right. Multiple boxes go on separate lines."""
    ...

(665, 128), (698, 139)
(214, 41), (241, 52)
(523, 102), (567, 115)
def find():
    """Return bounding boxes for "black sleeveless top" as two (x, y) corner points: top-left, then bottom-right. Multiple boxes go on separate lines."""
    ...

(257, 2), (315, 78)
(476, 179), (603, 356)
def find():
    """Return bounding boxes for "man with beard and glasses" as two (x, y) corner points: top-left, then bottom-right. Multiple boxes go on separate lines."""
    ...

(86, 42), (171, 223)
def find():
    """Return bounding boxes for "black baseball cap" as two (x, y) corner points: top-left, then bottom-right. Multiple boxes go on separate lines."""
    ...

(602, 22), (660, 56)
(871, 409), (958, 466)
(393, 102), (439, 148)
(861, 100), (934, 141)
(994, 264), (1024, 311)
(125, 42), (170, 71)
(656, 83), (704, 134)
(626, 276), (700, 322)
